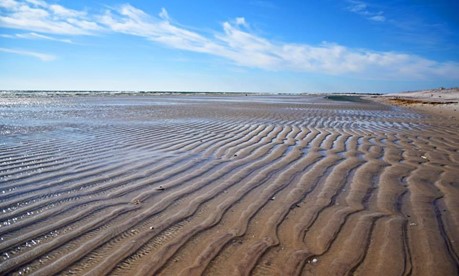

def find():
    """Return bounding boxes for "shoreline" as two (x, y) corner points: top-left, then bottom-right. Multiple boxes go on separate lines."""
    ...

(2, 88), (458, 121)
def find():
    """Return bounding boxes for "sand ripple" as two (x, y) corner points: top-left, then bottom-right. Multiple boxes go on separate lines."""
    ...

(0, 95), (458, 275)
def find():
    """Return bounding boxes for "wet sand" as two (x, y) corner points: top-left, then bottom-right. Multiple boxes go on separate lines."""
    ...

(0, 94), (458, 275)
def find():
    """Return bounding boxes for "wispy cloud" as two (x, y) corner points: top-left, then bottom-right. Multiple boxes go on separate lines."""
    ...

(158, 7), (169, 21)
(99, 4), (458, 80)
(0, 47), (56, 61)
(345, 1), (455, 52)
(1, 1), (458, 80)
(0, 0), (102, 34)
(1, 32), (72, 43)
(347, 0), (385, 22)
(235, 17), (249, 28)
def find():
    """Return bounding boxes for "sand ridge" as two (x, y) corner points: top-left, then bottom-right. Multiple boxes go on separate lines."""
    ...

(0, 95), (458, 275)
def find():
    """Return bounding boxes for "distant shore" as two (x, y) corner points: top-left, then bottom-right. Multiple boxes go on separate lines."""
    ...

(0, 90), (383, 97)
(369, 87), (459, 121)
(2, 87), (458, 120)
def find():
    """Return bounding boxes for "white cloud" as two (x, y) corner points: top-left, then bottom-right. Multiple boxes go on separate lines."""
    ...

(99, 5), (459, 80)
(22, 32), (72, 43)
(1, 32), (72, 43)
(49, 4), (84, 17)
(0, 0), (102, 34)
(158, 7), (169, 21)
(0, 0), (19, 9)
(369, 15), (385, 22)
(0, 47), (56, 61)
(349, 1), (367, 13)
(99, 5), (213, 52)
(1, 1), (458, 80)
(235, 17), (248, 27)
(24, 0), (47, 8)
(347, 0), (385, 22)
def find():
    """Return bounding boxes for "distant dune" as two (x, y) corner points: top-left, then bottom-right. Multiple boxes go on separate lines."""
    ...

(376, 88), (459, 120)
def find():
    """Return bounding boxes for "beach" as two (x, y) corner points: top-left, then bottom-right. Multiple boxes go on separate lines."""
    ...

(377, 88), (459, 120)
(1, 93), (458, 275)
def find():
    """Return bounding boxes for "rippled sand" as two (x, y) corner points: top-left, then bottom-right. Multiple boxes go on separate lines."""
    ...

(1, 95), (458, 275)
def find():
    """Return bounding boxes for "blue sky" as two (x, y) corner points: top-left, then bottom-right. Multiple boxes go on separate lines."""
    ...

(1, 0), (458, 93)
